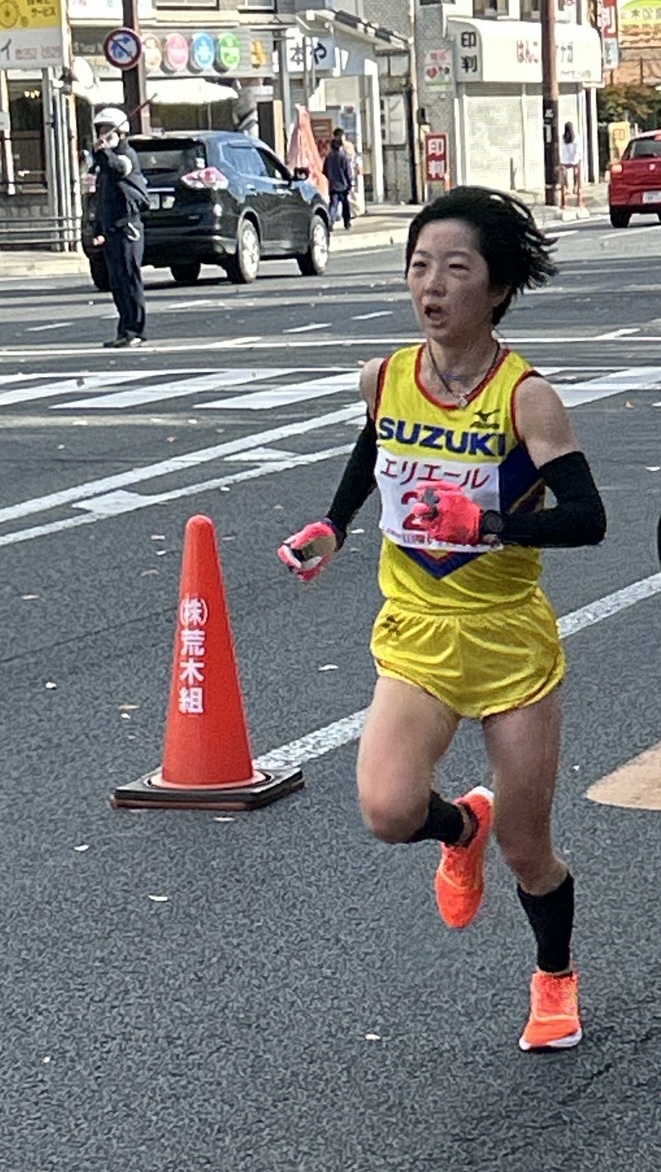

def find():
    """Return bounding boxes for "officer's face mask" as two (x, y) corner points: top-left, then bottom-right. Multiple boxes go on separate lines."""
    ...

(97, 126), (120, 148)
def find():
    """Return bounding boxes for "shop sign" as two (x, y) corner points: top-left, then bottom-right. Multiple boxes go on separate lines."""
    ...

(142, 31), (161, 72)
(456, 29), (481, 80)
(425, 132), (448, 182)
(163, 31), (188, 73)
(423, 46), (454, 90)
(68, 0), (153, 20)
(284, 30), (335, 75)
(617, 0), (661, 49)
(0, 0), (65, 70)
(216, 31), (240, 72)
(190, 31), (215, 73)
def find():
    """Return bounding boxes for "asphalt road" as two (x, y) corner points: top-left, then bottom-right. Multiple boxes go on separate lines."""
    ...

(1, 215), (661, 1172)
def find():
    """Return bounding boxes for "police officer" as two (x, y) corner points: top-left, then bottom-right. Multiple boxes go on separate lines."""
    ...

(91, 107), (148, 349)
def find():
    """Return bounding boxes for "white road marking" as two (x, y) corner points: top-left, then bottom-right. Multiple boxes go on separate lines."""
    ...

(352, 311), (393, 321)
(594, 327), (640, 340)
(224, 446), (300, 462)
(0, 443), (355, 545)
(283, 323), (331, 334)
(0, 372), (149, 408)
(57, 368), (296, 410)
(0, 402), (363, 527)
(557, 366), (661, 406)
(209, 336), (263, 348)
(254, 572), (661, 770)
(25, 322), (74, 332)
(200, 371), (359, 410)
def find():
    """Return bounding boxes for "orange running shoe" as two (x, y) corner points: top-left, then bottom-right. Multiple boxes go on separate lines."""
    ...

(519, 970), (583, 1051)
(434, 786), (493, 929)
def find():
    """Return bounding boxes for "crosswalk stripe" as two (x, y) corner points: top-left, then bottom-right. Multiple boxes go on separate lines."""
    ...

(557, 367), (661, 406)
(200, 371), (359, 410)
(55, 368), (296, 410)
(0, 372), (149, 408)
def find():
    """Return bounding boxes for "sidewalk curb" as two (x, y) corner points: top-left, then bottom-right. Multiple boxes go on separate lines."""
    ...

(0, 255), (91, 280)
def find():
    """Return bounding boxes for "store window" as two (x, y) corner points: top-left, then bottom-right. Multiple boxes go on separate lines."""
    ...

(473, 0), (510, 15)
(8, 83), (45, 188)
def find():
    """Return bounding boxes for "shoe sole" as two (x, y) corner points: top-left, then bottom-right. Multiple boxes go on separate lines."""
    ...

(519, 1026), (583, 1052)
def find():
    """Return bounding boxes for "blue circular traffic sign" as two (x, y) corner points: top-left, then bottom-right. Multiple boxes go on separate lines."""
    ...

(104, 27), (143, 71)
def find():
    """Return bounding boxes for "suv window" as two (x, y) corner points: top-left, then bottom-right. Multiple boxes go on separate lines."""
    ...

(134, 140), (207, 181)
(256, 148), (289, 181)
(626, 137), (661, 159)
(227, 144), (265, 178)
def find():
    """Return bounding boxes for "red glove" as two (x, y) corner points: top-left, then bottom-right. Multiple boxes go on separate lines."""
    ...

(411, 480), (483, 545)
(277, 519), (340, 582)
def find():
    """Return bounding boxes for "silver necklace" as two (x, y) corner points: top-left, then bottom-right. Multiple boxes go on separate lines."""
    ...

(426, 341), (501, 408)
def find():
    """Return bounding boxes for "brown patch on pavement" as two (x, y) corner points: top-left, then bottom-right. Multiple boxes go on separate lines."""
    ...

(586, 743), (661, 810)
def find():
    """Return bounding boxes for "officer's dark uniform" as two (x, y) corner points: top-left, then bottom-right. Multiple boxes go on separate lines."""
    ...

(93, 140), (147, 344)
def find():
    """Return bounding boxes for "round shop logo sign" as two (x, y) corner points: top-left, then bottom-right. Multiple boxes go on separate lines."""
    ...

(190, 32), (216, 73)
(142, 33), (162, 73)
(216, 31), (241, 73)
(163, 32), (189, 74)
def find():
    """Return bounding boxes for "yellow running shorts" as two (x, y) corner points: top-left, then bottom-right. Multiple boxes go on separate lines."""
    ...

(370, 587), (565, 720)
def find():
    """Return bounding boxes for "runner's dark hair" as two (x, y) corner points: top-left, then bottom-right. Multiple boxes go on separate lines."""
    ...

(405, 186), (558, 325)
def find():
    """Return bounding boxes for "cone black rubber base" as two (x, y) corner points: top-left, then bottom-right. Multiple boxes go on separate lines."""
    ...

(111, 766), (304, 811)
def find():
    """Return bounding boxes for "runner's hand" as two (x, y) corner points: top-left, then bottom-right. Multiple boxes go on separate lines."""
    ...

(277, 520), (340, 581)
(412, 480), (482, 545)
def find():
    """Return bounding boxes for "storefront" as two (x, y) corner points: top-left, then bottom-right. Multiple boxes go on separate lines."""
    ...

(448, 18), (602, 191)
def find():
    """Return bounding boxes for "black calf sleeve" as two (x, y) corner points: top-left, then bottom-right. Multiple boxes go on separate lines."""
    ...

(517, 872), (574, 973)
(407, 791), (465, 845)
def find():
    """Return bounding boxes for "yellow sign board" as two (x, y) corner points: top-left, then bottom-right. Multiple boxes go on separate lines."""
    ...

(0, 0), (62, 31)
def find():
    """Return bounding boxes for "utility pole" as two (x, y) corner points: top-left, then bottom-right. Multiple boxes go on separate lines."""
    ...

(541, 0), (559, 205)
(122, 0), (150, 135)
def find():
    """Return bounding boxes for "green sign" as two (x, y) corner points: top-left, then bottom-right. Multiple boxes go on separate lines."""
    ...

(217, 31), (241, 72)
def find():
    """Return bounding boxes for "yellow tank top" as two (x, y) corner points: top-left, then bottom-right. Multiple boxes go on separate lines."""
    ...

(374, 344), (544, 614)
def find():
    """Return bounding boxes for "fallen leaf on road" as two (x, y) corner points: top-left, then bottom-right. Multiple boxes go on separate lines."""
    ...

(273, 504), (284, 510)
(45, 681), (57, 690)
(318, 664), (338, 672)
(625, 401), (634, 409)
(220, 486), (230, 493)
(350, 528), (364, 534)
(213, 816), (235, 823)
(364, 1033), (381, 1041)
(140, 569), (159, 577)
(155, 550), (167, 557)
(166, 436), (177, 443)
(21, 594), (39, 600)
(42, 1056), (52, 1064)
(76, 377), (85, 387)
(148, 894), (169, 903)
(645, 466), (660, 472)
(73, 844), (90, 852)
(121, 713), (131, 720)
(119, 703), (140, 711)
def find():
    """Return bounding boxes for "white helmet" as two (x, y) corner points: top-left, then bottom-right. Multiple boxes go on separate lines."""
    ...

(93, 107), (128, 131)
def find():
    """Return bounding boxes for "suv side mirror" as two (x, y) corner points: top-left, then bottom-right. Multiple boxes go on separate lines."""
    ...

(293, 166), (310, 181)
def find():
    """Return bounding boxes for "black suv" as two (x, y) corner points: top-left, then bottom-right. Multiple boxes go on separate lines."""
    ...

(82, 130), (330, 288)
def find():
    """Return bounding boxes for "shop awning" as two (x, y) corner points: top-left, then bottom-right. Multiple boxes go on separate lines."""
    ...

(77, 76), (238, 106)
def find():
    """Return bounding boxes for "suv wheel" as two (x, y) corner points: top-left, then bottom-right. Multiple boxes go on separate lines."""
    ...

(171, 262), (201, 285)
(297, 214), (329, 276)
(227, 219), (260, 283)
(609, 208), (631, 228)
(89, 252), (111, 293)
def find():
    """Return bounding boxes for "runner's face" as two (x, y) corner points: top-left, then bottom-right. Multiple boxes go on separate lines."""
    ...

(407, 219), (508, 346)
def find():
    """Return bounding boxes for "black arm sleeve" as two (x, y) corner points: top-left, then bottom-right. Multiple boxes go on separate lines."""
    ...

(495, 450), (606, 548)
(325, 413), (378, 542)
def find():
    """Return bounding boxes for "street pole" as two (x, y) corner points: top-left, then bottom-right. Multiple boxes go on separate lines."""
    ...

(541, 0), (559, 206)
(121, 0), (150, 135)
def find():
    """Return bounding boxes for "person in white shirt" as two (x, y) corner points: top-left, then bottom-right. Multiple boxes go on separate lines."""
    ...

(559, 122), (582, 206)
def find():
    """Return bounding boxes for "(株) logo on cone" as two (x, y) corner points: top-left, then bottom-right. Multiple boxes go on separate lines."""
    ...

(111, 514), (304, 811)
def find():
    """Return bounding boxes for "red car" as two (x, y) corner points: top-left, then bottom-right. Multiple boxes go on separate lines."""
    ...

(608, 130), (661, 227)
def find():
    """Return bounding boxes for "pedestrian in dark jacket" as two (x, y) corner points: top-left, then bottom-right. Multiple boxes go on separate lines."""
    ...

(322, 139), (352, 231)
(91, 107), (149, 348)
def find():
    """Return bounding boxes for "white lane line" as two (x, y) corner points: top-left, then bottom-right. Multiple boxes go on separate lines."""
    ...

(0, 373), (67, 387)
(56, 368), (296, 410)
(199, 371), (359, 410)
(594, 327), (640, 340)
(0, 372), (149, 408)
(598, 225), (658, 239)
(255, 572), (661, 770)
(0, 402), (363, 526)
(164, 300), (217, 311)
(0, 442), (355, 546)
(224, 446), (299, 462)
(283, 323), (331, 334)
(352, 311), (393, 321)
(558, 366), (661, 406)
(25, 322), (74, 332)
(209, 336), (262, 348)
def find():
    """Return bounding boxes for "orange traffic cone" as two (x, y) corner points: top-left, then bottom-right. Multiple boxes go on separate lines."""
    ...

(112, 514), (303, 811)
